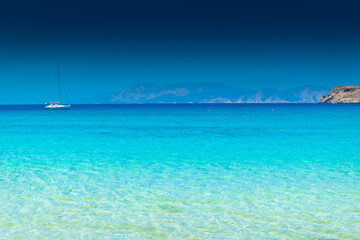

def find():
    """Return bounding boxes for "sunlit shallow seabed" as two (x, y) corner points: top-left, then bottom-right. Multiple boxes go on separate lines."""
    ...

(0, 104), (359, 239)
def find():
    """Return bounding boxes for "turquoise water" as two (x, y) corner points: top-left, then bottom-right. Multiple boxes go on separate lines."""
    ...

(0, 104), (359, 239)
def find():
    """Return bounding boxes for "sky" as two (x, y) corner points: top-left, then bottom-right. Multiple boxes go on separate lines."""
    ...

(1, 0), (360, 103)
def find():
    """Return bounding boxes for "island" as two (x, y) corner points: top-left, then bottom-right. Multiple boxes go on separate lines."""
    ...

(319, 86), (360, 103)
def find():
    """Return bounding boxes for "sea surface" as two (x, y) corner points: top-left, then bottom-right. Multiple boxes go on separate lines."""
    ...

(0, 104), (359, 239)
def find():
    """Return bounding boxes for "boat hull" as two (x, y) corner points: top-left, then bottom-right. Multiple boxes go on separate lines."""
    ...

(44, 104), (71, 110)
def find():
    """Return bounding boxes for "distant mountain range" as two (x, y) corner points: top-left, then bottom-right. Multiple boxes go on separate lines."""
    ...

(83, 83), (331, 103)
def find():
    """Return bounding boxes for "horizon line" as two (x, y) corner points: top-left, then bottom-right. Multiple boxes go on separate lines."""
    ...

(0, 102), (328, 106)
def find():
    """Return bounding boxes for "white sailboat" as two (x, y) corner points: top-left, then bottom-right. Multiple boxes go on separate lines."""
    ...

(44, 67), (71, 110)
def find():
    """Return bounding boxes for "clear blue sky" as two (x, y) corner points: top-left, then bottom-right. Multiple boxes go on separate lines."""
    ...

(1, 0), (360, 103)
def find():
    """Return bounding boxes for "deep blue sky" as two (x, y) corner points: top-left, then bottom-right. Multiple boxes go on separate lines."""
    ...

(1, 0), (360, 103)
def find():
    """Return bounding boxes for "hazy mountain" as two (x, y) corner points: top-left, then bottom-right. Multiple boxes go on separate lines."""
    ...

(83, 83), (330, 103)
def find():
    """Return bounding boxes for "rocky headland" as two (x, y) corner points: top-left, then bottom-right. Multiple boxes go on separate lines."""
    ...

(319, 86), (360, 103)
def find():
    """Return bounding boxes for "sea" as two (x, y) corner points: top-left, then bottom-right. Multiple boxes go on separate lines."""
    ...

(0, 104), (359, 239)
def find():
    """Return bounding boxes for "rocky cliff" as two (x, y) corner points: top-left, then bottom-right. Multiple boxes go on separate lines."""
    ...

(319, 86), (360, 103)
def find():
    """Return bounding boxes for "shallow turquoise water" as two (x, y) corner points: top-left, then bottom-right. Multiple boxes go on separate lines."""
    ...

(0, 104), (359, 239)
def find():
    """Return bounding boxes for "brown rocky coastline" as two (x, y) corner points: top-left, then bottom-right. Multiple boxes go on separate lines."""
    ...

(319, 86), (360, 103)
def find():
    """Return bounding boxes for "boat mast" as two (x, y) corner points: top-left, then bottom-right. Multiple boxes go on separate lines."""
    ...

(58, 67), (61, 103)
